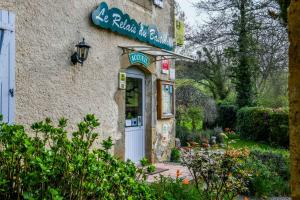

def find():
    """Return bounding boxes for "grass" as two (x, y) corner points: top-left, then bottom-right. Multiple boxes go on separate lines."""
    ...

(226, 138), (290, 155)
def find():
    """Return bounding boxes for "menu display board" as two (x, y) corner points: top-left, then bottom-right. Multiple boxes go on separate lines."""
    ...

(157, 80), (175, 119)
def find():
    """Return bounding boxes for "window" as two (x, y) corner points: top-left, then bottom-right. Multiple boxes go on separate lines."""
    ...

(125, 77), (143, 127)
(157, 80), (175, 119)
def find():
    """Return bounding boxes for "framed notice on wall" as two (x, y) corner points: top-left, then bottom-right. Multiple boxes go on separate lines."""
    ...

(157, 80), (175, 119)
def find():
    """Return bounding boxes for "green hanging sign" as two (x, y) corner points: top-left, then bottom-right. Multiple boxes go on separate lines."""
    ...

(91, 2), (174, 51)
(128, 52), (150, 67)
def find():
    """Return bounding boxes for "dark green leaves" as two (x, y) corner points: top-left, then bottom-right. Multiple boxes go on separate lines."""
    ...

(0, 114), (154, 199)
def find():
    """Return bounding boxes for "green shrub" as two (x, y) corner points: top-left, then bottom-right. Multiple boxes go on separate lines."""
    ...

(244, 158), (290, 197)
(0, 114), (153, 200)
(236, 107), (288, 147)
(176, 106), (203, 133)
(269, 109), (289, 147)
(243, 149), (290, 197)
(182, 148), (251, 200)
(200, 129), (214, 144)
(150, 175), (202, 200)
(217, 104), (238, 130)
(237, 107), (271, 141)
(212, 127), (224, 143)
(170, 148), (181, 163)
(250, 149), (290, 181)
(175, 125), (191, 146)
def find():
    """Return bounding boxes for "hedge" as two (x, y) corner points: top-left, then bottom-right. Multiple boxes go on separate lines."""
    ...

(269, 110), (289, 147)
(217, 105), (238, 130)
(236, 107), (289, 147)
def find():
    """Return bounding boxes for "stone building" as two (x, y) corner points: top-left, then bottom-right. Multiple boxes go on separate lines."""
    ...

(0, 0), (192, 163)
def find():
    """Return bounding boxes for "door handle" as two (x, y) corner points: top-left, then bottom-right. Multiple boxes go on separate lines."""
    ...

(138, 116), (142, 127)
(9, 88), (14, 97)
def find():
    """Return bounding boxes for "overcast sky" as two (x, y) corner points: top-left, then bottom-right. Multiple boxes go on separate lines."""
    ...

(176, 0), (201, 26)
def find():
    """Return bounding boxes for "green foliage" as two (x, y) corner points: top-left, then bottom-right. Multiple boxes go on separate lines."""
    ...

(170, 148), (181, 163)
(176, 106), (203, 133)
(212, 127), (225, 144)
(251, 149), (290, 181)
(187, 106), (203, 132)
(176, 47), (233, 101)
(217, 104), (238, 130)
(176, 105), (203, 146)
(269, 109), (289, 147)
(0, 114), (153, 200)
(257, 72), (288, 108)
(275, 0), (291, 26)
(175, 125), (191, 146)
(237, 107), (271, 141)
(236, 107), (289, 147)
(226, 135), (290, 197)
(150, 175), (202, 200)
(182, 148), (251, 200)
(243, 149), (290, 197)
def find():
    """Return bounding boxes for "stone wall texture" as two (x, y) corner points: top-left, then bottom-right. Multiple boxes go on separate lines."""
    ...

(0, 0), (175, 162)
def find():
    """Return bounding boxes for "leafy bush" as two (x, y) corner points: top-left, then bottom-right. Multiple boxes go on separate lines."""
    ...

(175, 125), (191, 146)
(170, 148), (181, 163)
(212, 126), (224, 143)
(176, 106), (203, 133)
(250, 149), (290, 181)
(150, 175), (202, 200)
(269, 109), (289, 147)
(217, 105), (238, 130)
(182, 148), (251, 200)
(237, 107), (271, 141)
(244, 158), (290, 197)
(0, 114), (153, 200)
(236, 107), (288, 147)
(199, 129), (213, 144)
(243, 149), (290, 197)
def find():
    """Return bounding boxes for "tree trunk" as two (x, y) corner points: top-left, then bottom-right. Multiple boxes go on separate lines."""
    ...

(288, 1), (300, 199)
(236, 0), (253, 108)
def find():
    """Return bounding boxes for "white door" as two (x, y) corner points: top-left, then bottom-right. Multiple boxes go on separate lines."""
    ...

(125, 68), (145, 164)
(0, 10), (15, 123)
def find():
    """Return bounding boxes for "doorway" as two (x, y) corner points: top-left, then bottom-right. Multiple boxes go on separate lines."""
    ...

(125, 68), (145, 163)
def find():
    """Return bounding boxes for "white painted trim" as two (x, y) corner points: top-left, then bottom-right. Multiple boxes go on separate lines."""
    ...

(125, 68), (146, 163)
(0, 10), (15, 124)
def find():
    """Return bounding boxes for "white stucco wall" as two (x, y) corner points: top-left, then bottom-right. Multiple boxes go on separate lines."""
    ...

(0, 0), (175, 158)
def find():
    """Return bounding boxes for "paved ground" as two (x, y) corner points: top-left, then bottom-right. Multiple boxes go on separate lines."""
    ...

(147, 162), (192, 183)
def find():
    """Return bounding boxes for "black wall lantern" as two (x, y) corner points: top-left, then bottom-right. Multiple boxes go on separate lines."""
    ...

(71, 38), (91, 65)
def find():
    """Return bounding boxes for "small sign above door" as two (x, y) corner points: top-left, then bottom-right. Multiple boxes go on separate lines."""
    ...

(129, 52), (150, 68)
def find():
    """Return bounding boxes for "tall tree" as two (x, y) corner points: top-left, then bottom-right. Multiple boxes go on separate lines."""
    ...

(288, 1), (300, 199)
(190, 0), (274, 107)
(235, 0), (254, 107)
(176, 47), (231, 101)
(189, 0), (288, 107)
(276, 0), (291, 26)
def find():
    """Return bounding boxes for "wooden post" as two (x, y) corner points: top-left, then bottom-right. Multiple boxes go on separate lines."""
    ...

(288, 1), (300, 199)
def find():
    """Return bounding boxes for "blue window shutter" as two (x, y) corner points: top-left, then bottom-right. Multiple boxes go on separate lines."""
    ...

(0, 10), (15, 124)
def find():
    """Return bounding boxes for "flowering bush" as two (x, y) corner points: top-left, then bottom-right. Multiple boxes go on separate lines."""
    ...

(150, 175), (202, 200)
(182, 148), (251, 200)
